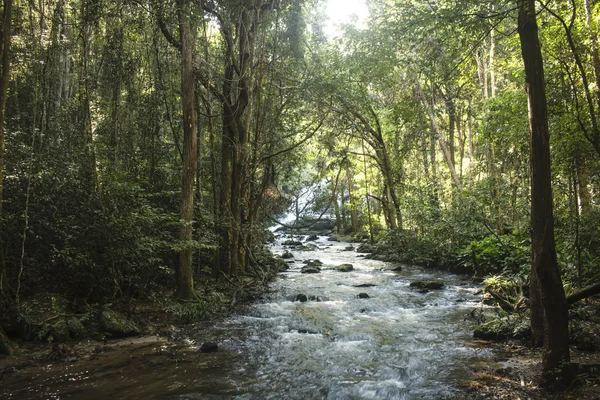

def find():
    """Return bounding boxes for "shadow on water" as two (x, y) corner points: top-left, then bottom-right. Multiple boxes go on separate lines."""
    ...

(1, 235), (493, 399)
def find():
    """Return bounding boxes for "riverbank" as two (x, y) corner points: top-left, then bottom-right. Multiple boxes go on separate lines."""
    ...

(3, 233), (600, 399)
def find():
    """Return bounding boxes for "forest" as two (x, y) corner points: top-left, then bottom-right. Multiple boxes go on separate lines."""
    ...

(1, 0), (600, 397)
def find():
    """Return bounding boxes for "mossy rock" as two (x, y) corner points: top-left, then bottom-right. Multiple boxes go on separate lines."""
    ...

(473, 315), (531, 341)
(50, 319), (71, 342)
(99, 310), (140, 338)
(301, 266), (321, 274)
(282, 251), (294, 259)
(300, 243), (318, 251)
(356, 243), (376, 253)
(409, 281), (445, 290)
(303, 259), (323, 267)
(16, 293), (72, 341)
(336, 264), (354, 272)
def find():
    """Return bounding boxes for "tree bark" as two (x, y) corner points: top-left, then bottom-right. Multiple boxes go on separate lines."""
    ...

(517, 0), (573, 386)
(176, 0), (198, 300)
(0, 0), (13, 294)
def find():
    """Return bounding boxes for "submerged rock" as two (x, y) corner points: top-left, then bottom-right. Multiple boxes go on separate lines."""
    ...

(357, 293), (370, 299)
(410, 281), (445, 291)
(390, 266), (403, 272)
(354, 283), (377, 287)
(336, 264), (354, 272)
(99, 310), (140, 338)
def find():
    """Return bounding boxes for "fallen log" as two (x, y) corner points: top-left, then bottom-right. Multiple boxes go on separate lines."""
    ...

(567, 282), (600, 306)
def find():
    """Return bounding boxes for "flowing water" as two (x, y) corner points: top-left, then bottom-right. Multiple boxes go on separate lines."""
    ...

(1, 235), (491, 399)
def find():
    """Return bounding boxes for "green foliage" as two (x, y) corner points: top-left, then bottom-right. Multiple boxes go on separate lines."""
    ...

(456, 230), (531, 277)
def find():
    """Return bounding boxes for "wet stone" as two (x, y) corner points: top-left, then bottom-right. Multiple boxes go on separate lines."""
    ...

(200, 342), (219, 353)
(336, 264), (354, 272)
(306, 234), (319, 241)
(301, 266), (321, 274)
(294, 294), (308, 303)
(410, 280), (445, 290)
(303, 259), (323, 267)
(357, 293), (370, 299)
(282, 251), (294, 259)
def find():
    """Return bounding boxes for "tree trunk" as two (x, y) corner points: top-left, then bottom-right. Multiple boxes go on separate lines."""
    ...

(0, 0), (13, 294)
(176, 0), (198, 300)
(517, 0), (573, 386)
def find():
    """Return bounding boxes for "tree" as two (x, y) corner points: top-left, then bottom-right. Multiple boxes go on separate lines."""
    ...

(176, 0), (198, 300)
(517, 0), (573, 386)
(0, 0), (13, 293)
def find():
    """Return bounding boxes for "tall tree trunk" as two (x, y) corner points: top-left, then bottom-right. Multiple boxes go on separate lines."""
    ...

(176, 0), (198, 300)
(517, 0), (573, 386)
(0, 0), (13, 294)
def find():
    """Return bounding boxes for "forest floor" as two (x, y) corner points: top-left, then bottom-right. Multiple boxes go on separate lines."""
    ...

(455, 340), (600, 399)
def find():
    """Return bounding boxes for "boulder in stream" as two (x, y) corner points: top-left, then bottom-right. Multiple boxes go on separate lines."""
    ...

(390, 266), (403, 272)
(306, 234), (319, 241)
(336, 264), (354, 272)
(300, 243), (318, 251)
(327, 236), (339, 242)
(282, 251), (294, 259)
(303, 259), (323, 267)
(357, 293), (370, 299)
(200, 342), (219, 353)
(343, 246), (355, 251)
(283, 240), (303, 246)
(409, 281), (445, 291)
(99, 309), (141, 338)
(294, 294), (308, 303)
(301, 266), (321, 274)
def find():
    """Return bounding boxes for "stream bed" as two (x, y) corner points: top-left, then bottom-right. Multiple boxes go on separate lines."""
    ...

(1, 235), (493, 399)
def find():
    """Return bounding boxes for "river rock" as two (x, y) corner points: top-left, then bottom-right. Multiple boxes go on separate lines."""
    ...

(301, 266), (321, 274)
(308, 295), (328, 302)
(354, 283), (377, 287)
(390, 266), (403, 272)
(16, 293), (72, 340)
(66, 316), (87, 338)
(50, 319), (71, 342)
(306, 234), (319, 241)
(297, 328), (319, 334)
(343, 246), (355, 251)
(336, 264), (354, 272)
(357, 293), (370, 299)
(303, 259), (323, 267)
(200, 342), (219, 353)
(295, 294), (308, 302)
(327, 236), (339, 242)
(282, 251), (294, 259)
(99, 310), (140, 338)
(283, 240), (303, 246)
(356, 243), (375, 253)
(410, 281), (445, 290)
(300, 243), (318, 251)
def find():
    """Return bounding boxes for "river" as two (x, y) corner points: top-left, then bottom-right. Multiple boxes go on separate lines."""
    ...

(1, 234), (491, 399)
